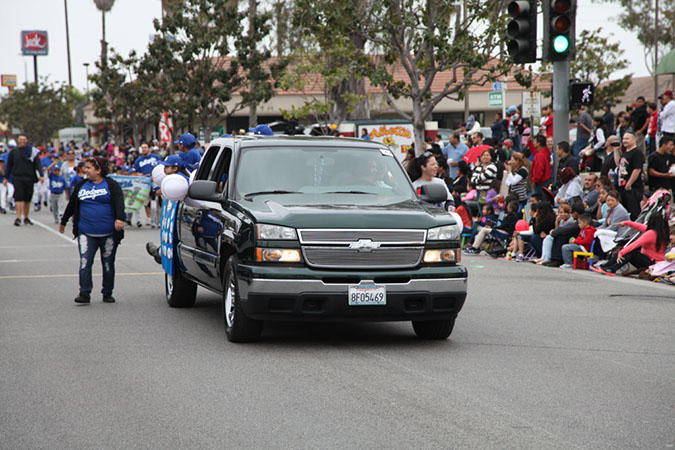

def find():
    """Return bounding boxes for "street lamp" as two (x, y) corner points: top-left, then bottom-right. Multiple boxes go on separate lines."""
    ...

(93, 0), (115, 68)
(83, 62), (90, 98)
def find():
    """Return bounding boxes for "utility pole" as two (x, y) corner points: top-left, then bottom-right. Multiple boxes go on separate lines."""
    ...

(551, 60), (570, 187)
(654, 0), (659, 102)
(64, 0), (73, 86)
(84, 63), (90, 98)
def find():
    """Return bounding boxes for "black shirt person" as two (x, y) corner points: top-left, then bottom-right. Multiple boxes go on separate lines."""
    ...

(647, 136), (674, 192)
(3, 135), (43, 226)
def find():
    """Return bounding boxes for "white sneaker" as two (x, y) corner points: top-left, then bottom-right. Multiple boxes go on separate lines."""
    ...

(560, 264), (573, 269)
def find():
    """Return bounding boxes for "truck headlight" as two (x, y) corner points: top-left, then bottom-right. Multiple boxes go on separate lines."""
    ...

(256, 224), (298, 240)
(427, 225), (460, 241)
(256, 248), (302, 262)
(423, 249), (460, 263)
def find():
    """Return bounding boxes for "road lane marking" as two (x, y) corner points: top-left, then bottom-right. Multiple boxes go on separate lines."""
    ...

(31, 219), (78, 245)
(0, 272), (163, 280)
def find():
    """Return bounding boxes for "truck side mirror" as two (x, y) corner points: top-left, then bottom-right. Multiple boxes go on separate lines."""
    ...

(418, 183), (448, 204)
(188, 180), (223, 203)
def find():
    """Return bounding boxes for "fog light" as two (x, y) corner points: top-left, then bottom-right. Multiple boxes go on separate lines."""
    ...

(256, 248), (302, 262)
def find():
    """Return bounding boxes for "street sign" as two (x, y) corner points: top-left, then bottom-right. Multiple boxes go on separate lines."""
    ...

(570, 82), (594, 108)
(492, 81), (503, 92)
(521, 91), (541, 119)
(21, 30), (49, 56)
(1, 75), (17, 87)
(488, 92), (503, 107)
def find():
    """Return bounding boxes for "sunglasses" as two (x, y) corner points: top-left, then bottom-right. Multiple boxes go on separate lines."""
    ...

(88, 157), (101, 170)
(610, 142), (621, 147)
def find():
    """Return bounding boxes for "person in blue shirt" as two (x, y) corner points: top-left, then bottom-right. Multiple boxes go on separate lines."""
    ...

(47, 164), (67, 224)
(441, 131), (470, 180)
(174, 133), (197, 159)
(132, 142), (162, 227)
(159, 154), (190, 182)
(60, 156), (125, 304)
(183, 149), (202, 173)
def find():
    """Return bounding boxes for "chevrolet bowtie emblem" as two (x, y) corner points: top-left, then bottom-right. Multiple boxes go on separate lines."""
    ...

(349, 239), (381, 252)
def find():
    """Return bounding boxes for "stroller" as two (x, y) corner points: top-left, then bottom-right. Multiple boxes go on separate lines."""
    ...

(615, 190), (672, 247)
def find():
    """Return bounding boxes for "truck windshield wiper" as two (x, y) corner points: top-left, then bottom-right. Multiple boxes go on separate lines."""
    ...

(324, 190), (376, 195)
(243, 190), (301, 198)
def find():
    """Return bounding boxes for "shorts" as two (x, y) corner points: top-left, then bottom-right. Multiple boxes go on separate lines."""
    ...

(12, 179), (35, 202)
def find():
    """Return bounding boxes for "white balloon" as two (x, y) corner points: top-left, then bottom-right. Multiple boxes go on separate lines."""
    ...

(161, 174), (189, 201)
(151, 164), (166, 187)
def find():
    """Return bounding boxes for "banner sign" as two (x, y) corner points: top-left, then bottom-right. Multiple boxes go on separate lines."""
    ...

(21, 30), (49, 56)
(109, 175), (152, 213)
(159, 111), (173, 144)
(358, 124), (414, 162)
(160, 200), (179, 275)
(1, 75), (17, 87)
(521, 91), (542, 120)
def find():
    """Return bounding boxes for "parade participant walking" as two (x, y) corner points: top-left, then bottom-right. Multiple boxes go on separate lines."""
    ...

(60, 149), (79, 199)
(3, 135), (43, 226)
(60, 156), (125, 304)
(47, 163), (67, 224)
(132, 142), (162, 227)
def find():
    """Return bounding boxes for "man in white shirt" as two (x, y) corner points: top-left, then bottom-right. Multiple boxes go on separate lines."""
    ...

(658, 89), (674, 138)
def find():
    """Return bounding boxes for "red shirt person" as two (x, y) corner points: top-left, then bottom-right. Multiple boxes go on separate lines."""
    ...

(530, 135), (551, 193)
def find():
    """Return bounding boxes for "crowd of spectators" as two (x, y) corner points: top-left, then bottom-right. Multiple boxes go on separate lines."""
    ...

(405, 90), (675, 284)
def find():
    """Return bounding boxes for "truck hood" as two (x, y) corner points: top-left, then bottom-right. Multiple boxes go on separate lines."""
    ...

(236, 195), (456, 229)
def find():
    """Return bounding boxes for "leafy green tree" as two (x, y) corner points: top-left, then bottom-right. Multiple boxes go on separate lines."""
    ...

(599, 0), (675, 76)
(289, 0), (375, 125)
(0, 79), (78, 145)
(89, 50), (162, 146)
(542, 28), (632, 112)
(291, 0), (514, 152)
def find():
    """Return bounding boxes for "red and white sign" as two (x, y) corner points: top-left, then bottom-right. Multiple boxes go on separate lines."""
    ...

(21, 30), (49, 56)
(159, 112), (173, 144)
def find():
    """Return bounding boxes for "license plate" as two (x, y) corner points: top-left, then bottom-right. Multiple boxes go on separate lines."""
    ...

(348, 284), (386, 306)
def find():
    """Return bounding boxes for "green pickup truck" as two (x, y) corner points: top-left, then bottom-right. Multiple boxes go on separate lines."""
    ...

(167, 135), (467, 342)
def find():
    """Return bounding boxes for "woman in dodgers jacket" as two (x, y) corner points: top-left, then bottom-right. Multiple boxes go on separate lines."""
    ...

(60, 156), (125, 304)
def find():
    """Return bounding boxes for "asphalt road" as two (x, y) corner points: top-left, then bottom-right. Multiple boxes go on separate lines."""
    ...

(1, 208), (674, 449)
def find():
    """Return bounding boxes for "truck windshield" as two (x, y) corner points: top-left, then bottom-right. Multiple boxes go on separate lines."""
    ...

(235, 147), (416, 202)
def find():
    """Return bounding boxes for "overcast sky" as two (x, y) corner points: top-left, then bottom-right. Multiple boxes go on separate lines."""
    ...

(0, 0), (652, 96)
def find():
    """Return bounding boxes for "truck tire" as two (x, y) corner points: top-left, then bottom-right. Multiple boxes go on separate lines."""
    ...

(412, 319), (455, 340)
(165, 269), (197, 308)
(222, 256), (263, 343)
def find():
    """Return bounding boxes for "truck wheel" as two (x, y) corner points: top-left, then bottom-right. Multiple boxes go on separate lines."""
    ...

(412, 319), (455, 340)
(165, 269), (197, 308)
(222, 256), (263, 343)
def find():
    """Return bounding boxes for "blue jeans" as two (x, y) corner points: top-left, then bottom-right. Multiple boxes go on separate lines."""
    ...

(572, 138), (589, 162)
(78, 234), (118, 296)
(562, 243), (584, 265)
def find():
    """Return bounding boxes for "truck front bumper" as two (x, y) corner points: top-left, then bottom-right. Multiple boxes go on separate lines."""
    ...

(235, 265), (468, 322)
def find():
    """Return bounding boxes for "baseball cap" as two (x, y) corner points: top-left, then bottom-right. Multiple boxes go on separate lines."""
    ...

(174, 133), (196, 149)
(658, 89), (673, 99)
(51, 165), (61, 172)
(248, 124), (274, 136)
(604, 102), (612, 107)
(161, 154), (184, 168)
(121, 164), (131, 172)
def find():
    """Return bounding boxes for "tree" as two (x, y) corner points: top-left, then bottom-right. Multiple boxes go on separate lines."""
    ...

(294, 0), (514, 153)
(0, 79), (78, 145)
(541, 28), (632, 112)
(599, 0), (675, 77)
(140, 0), (281, 143)
(290, 0), (375, 124)
(89, 50), (162, 146)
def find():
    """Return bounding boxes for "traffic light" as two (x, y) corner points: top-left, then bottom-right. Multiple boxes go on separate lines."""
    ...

(506, 0), (537, 64)
(543, 0), (576, 61)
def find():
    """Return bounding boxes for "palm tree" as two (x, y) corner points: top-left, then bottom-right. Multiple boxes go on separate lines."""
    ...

(93, 0), (115, 68)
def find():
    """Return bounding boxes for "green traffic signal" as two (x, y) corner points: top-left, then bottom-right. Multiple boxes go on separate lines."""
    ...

(553, 35), (570, 53)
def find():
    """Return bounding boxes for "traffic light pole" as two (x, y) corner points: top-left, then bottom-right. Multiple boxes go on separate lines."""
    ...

(551, 60), (569, 187)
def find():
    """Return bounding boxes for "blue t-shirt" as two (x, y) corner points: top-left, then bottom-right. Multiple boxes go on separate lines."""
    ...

(133, 153), (162, 175)
(40, 156), (52, 171)
(0, 152), (7, 182)
(69, 174), (83, 188)
(77, 179), (115, 236)
(49, 173), (67, 194)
